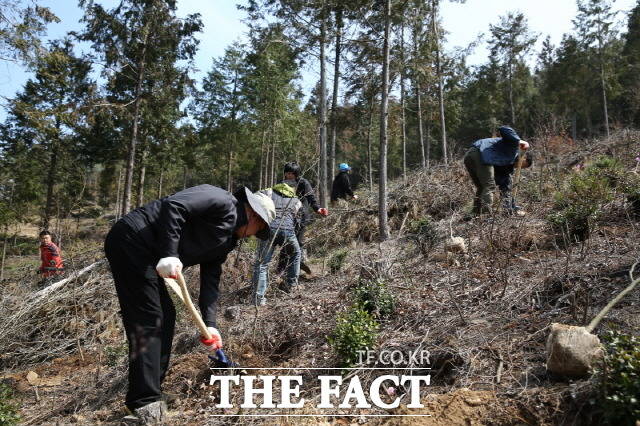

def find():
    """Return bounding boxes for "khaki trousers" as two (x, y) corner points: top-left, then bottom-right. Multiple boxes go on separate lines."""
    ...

(463, 146), (495, 214)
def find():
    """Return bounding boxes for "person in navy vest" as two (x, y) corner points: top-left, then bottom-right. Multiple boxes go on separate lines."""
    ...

(463, 126), (530, 215)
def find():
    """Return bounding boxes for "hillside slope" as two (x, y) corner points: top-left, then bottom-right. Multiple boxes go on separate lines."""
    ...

(1, 132), (639, 425)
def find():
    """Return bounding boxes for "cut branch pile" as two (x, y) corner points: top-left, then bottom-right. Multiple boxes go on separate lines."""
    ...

(0, 260), (121, 368)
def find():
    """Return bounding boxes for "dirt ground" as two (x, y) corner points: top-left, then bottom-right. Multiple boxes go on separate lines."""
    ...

(1, 134), (639, 425)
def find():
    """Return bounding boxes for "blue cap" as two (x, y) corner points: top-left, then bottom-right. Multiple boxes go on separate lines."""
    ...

(339, 163), (351, 171)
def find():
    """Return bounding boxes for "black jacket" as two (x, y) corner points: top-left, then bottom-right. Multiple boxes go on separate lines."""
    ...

(121, 184), (245, 327)
(293, 177), (320, 223)
(331, 171), (354, 201)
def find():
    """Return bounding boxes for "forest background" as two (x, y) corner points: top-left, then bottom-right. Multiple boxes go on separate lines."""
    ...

(1, 0), (639, 240)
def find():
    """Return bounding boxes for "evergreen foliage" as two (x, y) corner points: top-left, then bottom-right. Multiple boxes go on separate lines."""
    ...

(1, 0), (640, 231)
(596, 331), (640, 425)
(329, 303), (379, 367)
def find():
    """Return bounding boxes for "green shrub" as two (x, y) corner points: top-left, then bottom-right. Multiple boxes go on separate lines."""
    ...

(328, 248), (348, 274)
(104, 342), (128, 367)
(585, 156), (624, 189)
(329, 304), (378, 367)
(0, 383), (20, 425)
(548, 166), (614, 243)
(622, 174), (640, 218)
(408, 216), (439, 255)
(548, 204), (597, 243)
(353, 279), (395, 319)
(596, 331), (640, 424)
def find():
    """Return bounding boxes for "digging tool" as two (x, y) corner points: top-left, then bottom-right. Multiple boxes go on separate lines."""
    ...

(164, 271), (238, 370)
(546, 262), (640, 377)
(511, 148), (525, 201)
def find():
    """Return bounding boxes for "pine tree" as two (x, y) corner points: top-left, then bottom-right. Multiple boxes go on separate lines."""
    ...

(619, 0), (640, 126)
(0, 1), (58, 66)
(488, 12), (536, 127)
(573, 0), (618, 138)
(2, 39), (95, 228)
(79, 0), (202, 215)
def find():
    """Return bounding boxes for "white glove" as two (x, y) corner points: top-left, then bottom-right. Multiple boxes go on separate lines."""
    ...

(200, 326), (223, 350)
(353, 194), (359, 200)
(156, 257), (182, 278)
(519, 140), (530, 150)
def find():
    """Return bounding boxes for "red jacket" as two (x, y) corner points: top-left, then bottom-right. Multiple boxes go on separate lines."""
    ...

(39, 242), (64, 277)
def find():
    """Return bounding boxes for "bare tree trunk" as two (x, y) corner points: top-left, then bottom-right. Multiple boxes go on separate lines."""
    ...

(228, 68), (240, 191)
(432, 0), (447, 164)
(157, 168), (163, 199)
(399, 23), (407, 182)
(136, 142), (148, 207)
(0, 226), (7, 281)
(318, 3), (328, 206)
(43, 139), (59, 230)
(413, 26), (426, 169)
(426, 121), (431, 169)
(601, 65), (610, 139)
(263, 136), (270, 189)
(0, 181), (12, 280)
(121, 26), (149, 216)
(508, 63), (516, 126)
(329, 6), (343, 181)
(226, 148), (233, 192)
(115, 166), (123, 221)
(378, 0), (391, 241)
(367, 95), (374, 191)
(270, 138), (276, 187)
(259, 129), (266, 189)
(183, 167), (188, 190)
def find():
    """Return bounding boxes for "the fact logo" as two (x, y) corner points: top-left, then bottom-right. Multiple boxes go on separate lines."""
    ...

(208, 349), (432, 413)
(209, 375), (430, 409)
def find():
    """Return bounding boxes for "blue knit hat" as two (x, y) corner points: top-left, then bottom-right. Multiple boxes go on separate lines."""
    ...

(339, 163), (351, 171)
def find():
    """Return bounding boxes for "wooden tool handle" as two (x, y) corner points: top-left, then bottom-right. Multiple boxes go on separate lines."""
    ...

(174, 271), (212, 340)
(512, 148), (525, 200)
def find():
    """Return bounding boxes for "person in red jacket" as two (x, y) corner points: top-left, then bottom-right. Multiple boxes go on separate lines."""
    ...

(38, 230), (64, 277)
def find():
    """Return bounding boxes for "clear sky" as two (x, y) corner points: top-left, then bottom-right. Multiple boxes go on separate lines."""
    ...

(0, 0), (637, 120)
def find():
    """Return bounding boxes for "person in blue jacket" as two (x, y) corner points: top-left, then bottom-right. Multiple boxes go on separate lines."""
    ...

(463, 126), (530, 215)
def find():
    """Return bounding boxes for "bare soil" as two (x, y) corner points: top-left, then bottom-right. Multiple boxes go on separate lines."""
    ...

(1, 132), (639, 425)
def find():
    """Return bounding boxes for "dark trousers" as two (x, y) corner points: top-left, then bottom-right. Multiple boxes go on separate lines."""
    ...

(104, 221), (176, 411)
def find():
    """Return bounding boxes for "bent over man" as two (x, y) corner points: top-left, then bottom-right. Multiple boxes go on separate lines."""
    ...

(463, 126), (530, 215)
(104, 185), (274, 424)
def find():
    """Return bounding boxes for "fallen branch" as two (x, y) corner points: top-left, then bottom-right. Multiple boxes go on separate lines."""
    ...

(586, 261), (640, 332)
(31, 260), (106, 301)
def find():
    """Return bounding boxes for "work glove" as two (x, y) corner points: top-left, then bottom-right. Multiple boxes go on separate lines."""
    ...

(353, 194), (359, 200)
(519, 140), (530, 150)
(317, 208), (329, 216)
(156, 257), (182, 278)
(200, 326), (223, 350)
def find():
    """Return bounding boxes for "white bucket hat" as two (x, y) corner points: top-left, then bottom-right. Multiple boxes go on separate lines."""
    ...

(244, 187), (275, 239)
